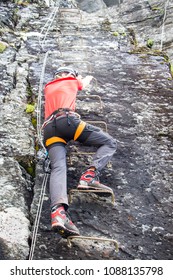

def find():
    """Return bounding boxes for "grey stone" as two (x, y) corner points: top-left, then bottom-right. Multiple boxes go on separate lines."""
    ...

(0, 0), (173, 260)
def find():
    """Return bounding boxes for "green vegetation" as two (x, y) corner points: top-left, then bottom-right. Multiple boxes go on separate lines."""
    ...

(0, 42), (7, 53)
(147, 39), (154, 48)
(112, 31), (127, 37)
(14, 0), (30, 5)
(170, 64), (173, 78)
(112, 31), (119, 37)
(26, 162), (35, 178)
(18, 157), (36, 178)
(31, 117), (37, 129)
(25, 79), (38, 127)
(151, 6), (164, 13)
(25, 104), (35, 113)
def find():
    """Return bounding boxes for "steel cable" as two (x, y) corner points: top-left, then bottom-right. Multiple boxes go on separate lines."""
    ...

(29, 161), (50, 260)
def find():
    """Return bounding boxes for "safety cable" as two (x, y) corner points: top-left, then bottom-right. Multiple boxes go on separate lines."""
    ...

(39, 6), (59, 50)
(160, 0), (170, 51)
(29, 159), (50, 260)
(36, 50), (50, 152)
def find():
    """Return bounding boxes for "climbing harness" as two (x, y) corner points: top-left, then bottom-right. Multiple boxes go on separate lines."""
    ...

(42, 108), (87, 147)
(44, 120), (87, 147)
(73, 120), (86, 141)
(46, 136), (67, 146)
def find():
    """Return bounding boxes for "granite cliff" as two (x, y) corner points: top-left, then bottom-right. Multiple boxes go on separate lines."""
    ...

(0, 0), (173, 259)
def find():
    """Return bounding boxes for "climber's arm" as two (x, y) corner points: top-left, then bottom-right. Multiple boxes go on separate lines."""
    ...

(77, 75), (93, 89)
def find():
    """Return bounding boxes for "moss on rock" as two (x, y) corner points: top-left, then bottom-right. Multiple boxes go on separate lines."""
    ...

(0, 42), (7, 53)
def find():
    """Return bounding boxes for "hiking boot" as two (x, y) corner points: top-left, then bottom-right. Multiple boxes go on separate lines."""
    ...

(51, 205), (80, 238)
(78, 168), (112, 192)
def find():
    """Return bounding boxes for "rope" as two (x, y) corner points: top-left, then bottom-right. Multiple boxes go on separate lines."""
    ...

(29, 160), (50, 260)
(36, 50), (50, 152)
(39, 6), (59, 50)
(37, 4), (60, 149)
(160, 0), (170, 51)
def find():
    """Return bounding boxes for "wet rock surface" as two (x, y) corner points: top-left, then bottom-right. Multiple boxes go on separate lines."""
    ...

(0, 0), (173, 259)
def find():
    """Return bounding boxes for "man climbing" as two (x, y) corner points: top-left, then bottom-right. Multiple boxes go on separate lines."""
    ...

(43, 67), (117, 238)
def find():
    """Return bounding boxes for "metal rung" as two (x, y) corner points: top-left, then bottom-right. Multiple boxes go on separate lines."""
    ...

(58, 19), (82, 23)
(68, 152), (112, 169)
(57, 23), (81, 28)
(59, 48), (89, 58)
(86, 121), (107, 132)
(67, 235), (119, 252)
(68, 150), (94, 165)
(69, 189), (115, 205)
(57, 33), (84, 50)
(58, 32), (85, 46)
(59, 8), (81, 14)
(59, 46), (88, 58)
(58, 9), (82, 23)
(68, 152), (94, 165)
(68, 120), (108, 161)
(70, 45), (89, 49)
(78, 94), (102, 109)
(59, 32), (80, 37)
(59, 32), (91, 43)
(61, 60), (92, 71)
(59, 45), (89, 50)
(44, 50), (62, 55)
(60, 32), (89, 38)
(47, 49), (63, 57)
(57, 24), (83, 35)
(57, 40), (85, 50)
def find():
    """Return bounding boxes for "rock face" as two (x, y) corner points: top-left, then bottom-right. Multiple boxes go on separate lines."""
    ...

(0, 0), (173, 260)
(119, 0), (173, 63)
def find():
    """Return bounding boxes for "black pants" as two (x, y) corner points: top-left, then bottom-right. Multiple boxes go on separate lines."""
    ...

(43, 114), (117, 208)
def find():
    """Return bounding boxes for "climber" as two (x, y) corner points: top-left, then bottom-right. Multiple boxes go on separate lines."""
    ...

(43, 66), (117, 238)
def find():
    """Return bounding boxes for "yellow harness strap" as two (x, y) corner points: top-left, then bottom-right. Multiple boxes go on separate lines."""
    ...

(45, 121), (86, 147)
(46, 136), (67, 147)
(74, 121), (86, 141)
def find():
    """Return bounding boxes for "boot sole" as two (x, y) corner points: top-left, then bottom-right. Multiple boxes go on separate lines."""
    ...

(52, 224), (80, 239)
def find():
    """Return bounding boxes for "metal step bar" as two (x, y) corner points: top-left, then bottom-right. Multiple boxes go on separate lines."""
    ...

(77, 94), (102, 110)
(67, 235), (119, 252)
(69, 188), (115, 205)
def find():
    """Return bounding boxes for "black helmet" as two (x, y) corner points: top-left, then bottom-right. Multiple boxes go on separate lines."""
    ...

(54, 67), (78, 77)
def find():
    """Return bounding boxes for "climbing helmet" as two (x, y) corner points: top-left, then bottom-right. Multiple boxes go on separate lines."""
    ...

(54, 67), (78, 78)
